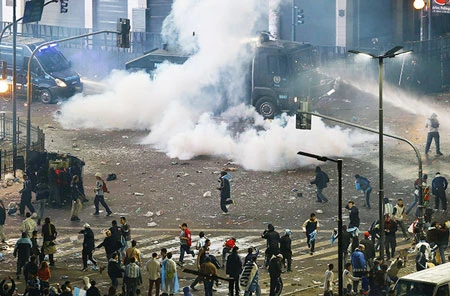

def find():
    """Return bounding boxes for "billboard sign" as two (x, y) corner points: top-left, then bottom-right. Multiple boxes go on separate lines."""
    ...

(433, 0), (450, 14)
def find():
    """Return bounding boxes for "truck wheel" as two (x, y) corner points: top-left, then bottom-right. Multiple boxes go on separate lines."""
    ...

(255, 97), (277, 119)
(39, 89), (53, 104)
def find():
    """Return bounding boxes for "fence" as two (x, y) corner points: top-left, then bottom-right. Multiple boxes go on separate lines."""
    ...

(0, 112), (45, 177)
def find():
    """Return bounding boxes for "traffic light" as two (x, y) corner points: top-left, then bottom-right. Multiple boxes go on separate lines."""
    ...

(295, 100), (311, 130)
(117, 18), (131, 48)
(60, 0), (68, 13)
(297, 9), (305, 24)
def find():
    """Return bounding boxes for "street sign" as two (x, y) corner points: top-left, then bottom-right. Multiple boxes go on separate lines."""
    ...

(22, 0), (45, 24)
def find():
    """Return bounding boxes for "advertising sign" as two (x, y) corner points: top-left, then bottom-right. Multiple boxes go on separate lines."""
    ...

(433, 0), (450, 14)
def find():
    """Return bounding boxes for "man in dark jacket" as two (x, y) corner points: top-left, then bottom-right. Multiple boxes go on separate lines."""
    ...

(303, 213), (319, 255)
(268, 254), (283, 296)
(19, 174), (35, 216)
(310, 166), (329, 203)
(13, 232), (32, 279)
(23, 255), (38, 281)
(217, 171), (234, 215)
(0, 199), (6, 243)
(226, 246), (242, 296)
(108, 252), (123, 289)
(279, 229), (292, 272)
(346, 201), (360, 228)
(360, 232), (375, 269)
(384, 214), (398, 260)
(262, 224), (280, 267)
(80, 223), (97, 271)
(86, 280), (101, 296)
(97, 230), (122, 260)
(432, 172), (448, 211)
(355, 174), (372, 209)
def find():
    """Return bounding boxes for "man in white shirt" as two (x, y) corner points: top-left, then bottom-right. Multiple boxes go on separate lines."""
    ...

(324, 263), (335, 296)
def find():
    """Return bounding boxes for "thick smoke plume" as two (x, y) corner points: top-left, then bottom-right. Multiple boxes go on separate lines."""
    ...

(58, 0), (374, 171)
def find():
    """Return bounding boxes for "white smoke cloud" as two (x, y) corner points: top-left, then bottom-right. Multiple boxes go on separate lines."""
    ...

(58, 0), (376, 171)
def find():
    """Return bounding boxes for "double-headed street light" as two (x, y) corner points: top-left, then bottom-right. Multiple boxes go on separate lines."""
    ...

(348, 46), (412, 259)
(297, 151), (343, 296)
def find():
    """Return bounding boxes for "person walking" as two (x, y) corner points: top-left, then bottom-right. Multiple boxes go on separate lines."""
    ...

(13, 232), (32, 280)
(392, 199), (411, 240)
(120, 216), (131, 258)
(0, 199), (6, 243)
(310, 166), (329, 203)
(191, 238), (211, 291)
(93, 172), (112, 216)
(432, 172), (448, 211)
(34, 178), (49, 226)
(19, 174), (35, 216)
(217, 171), (234, 215)
(407, 174), (428, 216)
(302, 213), (319, 255)
(222, 237), (236, 267)
(384, 214), (398, 260)
(97, 230), (122, 260)
(70, 175), (84, 221)
(23, 255), (38, 281)
(425, 112), (443, 156)
(200, 257), (217, 296)
(108, 252), (123, 289)
(355, 174), (372, 209)
(79, 223), (97, 271)
(226, 246), (242, 296)
(146, 252), (161, 296)
(262, 224), (280, 266)
(178, 223), (195, 266)
(268, 254), (283, 296)
(41, 217), (57, 266)
(323, 263), (335, 296)
(279, 229), (292, 272)
(37, 261), (51, 292)
(345, 201), (360, 228)
(21, 212), (37, 238)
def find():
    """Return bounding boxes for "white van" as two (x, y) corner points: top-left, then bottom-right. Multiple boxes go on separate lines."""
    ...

(392, 262), (450, 296)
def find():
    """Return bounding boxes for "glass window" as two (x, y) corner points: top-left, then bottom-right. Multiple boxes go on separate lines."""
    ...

(395, 280), (436, 296)
(437, 285), (449, 296)
(267, 55), (287, 75)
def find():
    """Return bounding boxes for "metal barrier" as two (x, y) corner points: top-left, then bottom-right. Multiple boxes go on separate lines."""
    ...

(0, 112), (45, 177)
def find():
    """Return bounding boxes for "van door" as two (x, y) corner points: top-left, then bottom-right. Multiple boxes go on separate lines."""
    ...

(436, 284), (449, 296)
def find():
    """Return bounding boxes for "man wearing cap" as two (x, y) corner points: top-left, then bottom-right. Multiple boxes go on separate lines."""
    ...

(268, 254), (283, 296)
(93, 172), (112, 216)
(425, 113), (443, 156)
(360, 232), (375, 269)
(217, 171), (234, 215)
(280, 229), (292, 272)
(432, 172), (448, 211)
(79, 223), (97, 271)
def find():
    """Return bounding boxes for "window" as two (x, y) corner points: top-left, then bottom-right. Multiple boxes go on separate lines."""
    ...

(437, 284), (449, 296)
(267, 55), (287, 75)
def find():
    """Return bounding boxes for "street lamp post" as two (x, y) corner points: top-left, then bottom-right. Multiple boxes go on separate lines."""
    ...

(348, 46), (412, 259)
(297, 151), (343, 296)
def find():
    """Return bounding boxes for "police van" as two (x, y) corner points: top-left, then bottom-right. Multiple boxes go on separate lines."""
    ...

(392, 262), (450, 296)
(0, 36), (83, 103)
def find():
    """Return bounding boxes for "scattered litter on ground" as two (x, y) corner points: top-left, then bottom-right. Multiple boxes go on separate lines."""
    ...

(203, 191), (212, 197)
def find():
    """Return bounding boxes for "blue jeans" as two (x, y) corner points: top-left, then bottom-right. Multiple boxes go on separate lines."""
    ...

(94, 195), (112, 214)
(179, 244), (194, 263)
(439, 245), (447, 263)
(406, 193), (418, 215)
(425, 132), (441, 154)
(37, 199), (46, 221)
(364, 187), (372, 209)
(316, 188), (328, 202)
(204, 279), (214, 296)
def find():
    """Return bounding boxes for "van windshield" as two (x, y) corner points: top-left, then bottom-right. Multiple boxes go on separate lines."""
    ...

(394, 279), (436, 296)
(35, 46), (70, 73)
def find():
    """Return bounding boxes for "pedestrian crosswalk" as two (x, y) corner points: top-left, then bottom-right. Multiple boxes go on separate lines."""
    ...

(0, 227), (416, 295)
